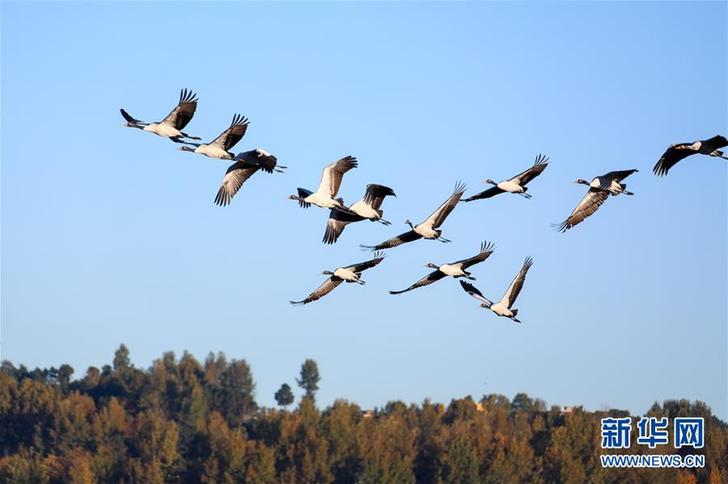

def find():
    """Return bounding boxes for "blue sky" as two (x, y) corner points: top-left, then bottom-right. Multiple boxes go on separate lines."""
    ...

(2, 2), (726, 419)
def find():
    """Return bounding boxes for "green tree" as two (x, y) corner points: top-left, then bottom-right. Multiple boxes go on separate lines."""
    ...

(296, 359), (320, 402)
(274, 383), (295, 408)
(113, 344), (131, 373)
(57, 364), (74, 392)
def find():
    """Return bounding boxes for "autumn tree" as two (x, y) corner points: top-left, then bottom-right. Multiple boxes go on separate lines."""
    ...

(1, 348), (727, 483)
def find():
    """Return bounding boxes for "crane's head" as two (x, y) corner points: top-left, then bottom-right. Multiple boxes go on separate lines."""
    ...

(425, 263), (439, 269)
(322, 270), (334, 276)
(484, 178), (497, 185)
(405, 219), (414, 229)
(575, 178), (590, 186)
(120, 109), (145, 129)
(122, 121), (143, 130)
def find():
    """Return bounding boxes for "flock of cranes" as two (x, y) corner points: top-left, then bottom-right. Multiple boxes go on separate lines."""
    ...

(121, 89), (728, 323)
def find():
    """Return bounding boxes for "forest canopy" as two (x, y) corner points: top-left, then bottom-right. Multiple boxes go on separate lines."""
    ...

(0, 345), (726, 483)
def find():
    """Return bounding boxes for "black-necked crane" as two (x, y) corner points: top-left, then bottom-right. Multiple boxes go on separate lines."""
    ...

(288, 156), (358, 210)
(553, 169), (638, 232)
(290, 252), (386, 305)
(120, 89), (200, 143)
(653, 135), (728, 176)
(361, 182), (466, 250)
(390, 241), (495, 295)
(464, 154), (549, 202)
(214, 149), (286, 207)
(323, 184), (397, 244)
(460, 257), (533, 324)
(180, 114), (249, 159)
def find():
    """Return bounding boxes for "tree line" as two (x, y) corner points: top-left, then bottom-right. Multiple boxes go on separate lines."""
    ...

(0, 345), (726, 483)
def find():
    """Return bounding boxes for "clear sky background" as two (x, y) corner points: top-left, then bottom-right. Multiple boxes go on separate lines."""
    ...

(2, 2), (726, 419)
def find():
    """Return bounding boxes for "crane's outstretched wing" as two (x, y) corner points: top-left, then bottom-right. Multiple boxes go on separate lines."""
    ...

(499, 257), (533, 308)
(120, 109), (144, 124)
(214, 161), (260, 207)
(294, 188), (314, 208)
(653, 144), (694, 176)
(511, 153), (549, 186)
(346, 251), (386, 273)
(209, 114), (249, 151)
(246, 149), (280, 173)
(290, 278), (343, 305)
(318, 156), (358, 197)
(214, 150), (282, 207)
(459, 280), (493, 307)
(323, 208), (364, 244)
(360, 230), (421, 251)
(701, 135), (728, 153)
(603, 169), (638, 183)
(362, 184), (396, 210)
(454, 241), (495, 269)
(424, 181), (466, 228)
(462, 185), (503, 202)
(160, 88), (198, 129)
(389, 270), (446, 295)
(553, 188), (610, 232)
